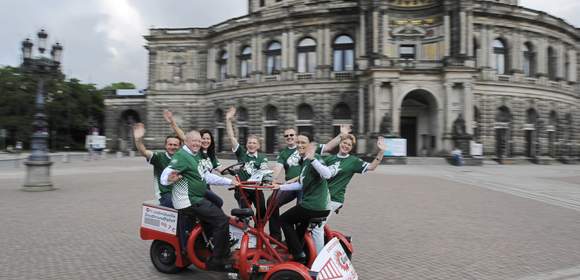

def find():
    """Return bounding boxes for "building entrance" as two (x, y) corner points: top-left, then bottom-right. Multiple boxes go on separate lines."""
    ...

(400, 89), (438, 157)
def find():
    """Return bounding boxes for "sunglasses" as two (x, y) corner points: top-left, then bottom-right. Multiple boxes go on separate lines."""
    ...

(284, 134), (295, 138)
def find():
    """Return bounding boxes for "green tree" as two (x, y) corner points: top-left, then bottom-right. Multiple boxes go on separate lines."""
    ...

(0, 66), (105, 151)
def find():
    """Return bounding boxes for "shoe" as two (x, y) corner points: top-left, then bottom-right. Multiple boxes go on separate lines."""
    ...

(293, 252), (307, 265)
(206, 256), (234, 272)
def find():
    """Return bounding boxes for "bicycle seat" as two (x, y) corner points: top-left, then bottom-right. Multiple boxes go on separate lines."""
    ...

(231, 208), (254, 218)
(308, 217), (327, 227)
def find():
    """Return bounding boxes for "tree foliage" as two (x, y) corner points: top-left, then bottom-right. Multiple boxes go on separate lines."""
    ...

(0, 66), (105, 150)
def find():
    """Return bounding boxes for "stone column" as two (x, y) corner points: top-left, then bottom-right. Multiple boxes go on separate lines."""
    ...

(460, 11), (467, 55)
(256, 34), (263, 75)
(391, 82), (400, 136)
(480, 25), (490, 67)
(382, 13), (391, 57)
(207, 47), (216, 80)
(357, 11), (367, 69)
(536, 38), (547, 76)
(372, 10), (379, 55)
(251, 34), (259, 75)
(568, 49), (577, 83)
(281, 31), (289, 70)
(464, 83), (474, 135)
(467, 12), (474, 57)
(510, 32), (523, 73)
(316, 28), (324, 70)
(444, 15), (451, 57)
(288, 30), (296, 70)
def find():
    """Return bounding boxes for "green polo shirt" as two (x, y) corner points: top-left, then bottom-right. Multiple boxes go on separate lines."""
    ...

(277, 144), (325, 181)
(299, 154), (330, 211)
(149, 151), (173, 199)
(234, 144), (269, 181)
(166, 148), (207, 209)
(324, 154), (369, 204)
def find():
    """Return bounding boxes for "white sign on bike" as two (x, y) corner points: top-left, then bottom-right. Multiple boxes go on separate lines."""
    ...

(141, 205), (178, 235)
(229, 225), (257, 249)
(311, 238), (358, 280)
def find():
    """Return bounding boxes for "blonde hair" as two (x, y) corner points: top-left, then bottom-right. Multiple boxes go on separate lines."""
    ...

(340, 134), (356, 145)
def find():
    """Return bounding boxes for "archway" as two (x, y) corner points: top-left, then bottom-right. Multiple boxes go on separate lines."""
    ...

(118, 109), (141, 152)
(400, 90), (438, 156)
(495, 106), (512, 159)
(525, 108), (538, 158)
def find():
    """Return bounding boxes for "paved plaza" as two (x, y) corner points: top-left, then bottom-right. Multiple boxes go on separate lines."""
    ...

(1, 157), (579, 279)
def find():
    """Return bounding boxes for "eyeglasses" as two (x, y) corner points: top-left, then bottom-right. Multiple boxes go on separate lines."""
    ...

(284, 134), (295, 138)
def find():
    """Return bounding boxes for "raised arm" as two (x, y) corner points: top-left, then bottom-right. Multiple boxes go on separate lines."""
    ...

(225, 106), (239, 149)
(367, 137), (387, 172)
(163, 110), (185, 142)
(306, 144), (332, 179)
(133, 123), (153, 160)
(323, 124), (352, 153)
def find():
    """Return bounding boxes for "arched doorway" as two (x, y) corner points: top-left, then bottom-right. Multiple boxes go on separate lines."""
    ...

(495, 106), (512, 159)
(524, 108), (538, 158)
(400, 90), (438, 156)
(118, 109), (141, 152)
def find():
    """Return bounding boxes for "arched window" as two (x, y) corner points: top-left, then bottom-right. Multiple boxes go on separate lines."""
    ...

(493, 39), (507, 74)
(237, 107), (249, 146)
(297, 104), (314, 120)
(240, 46), (252, 78)
(264, 105), (278, 121)
(547, 47), (557, 80)
(265, 41), (281, 75)
(217, 50), (228, 81)
(523, 42), (535, 77)
(526, 108), (538, 124)
(215, 109), (225, 152)
(297, 38), (317, 73)
(564, 51), (570, 81)
(264, 105), (279, 153)
(473, 38), (480, 68)
(296, 103), (314, 136)
(496, 106), (511, 123)
(333, 103), (352, 120)
(333, 35), (354, 71)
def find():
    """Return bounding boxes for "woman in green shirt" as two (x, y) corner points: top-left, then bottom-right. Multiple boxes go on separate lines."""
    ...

(311, 134), (387, 253)
(275, 132), (333, 263)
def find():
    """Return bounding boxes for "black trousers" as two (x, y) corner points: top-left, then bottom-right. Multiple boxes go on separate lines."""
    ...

(268, 190), (301, 241)
(179, 199), (229, 259)
(235, 189), (266, 219)
(280, 204), (330, 256)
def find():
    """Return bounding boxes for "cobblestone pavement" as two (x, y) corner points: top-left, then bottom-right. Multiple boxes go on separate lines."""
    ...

(1, 158), (579, 280)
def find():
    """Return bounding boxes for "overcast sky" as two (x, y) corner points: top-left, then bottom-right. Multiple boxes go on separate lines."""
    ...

(0, 0), (578, 89)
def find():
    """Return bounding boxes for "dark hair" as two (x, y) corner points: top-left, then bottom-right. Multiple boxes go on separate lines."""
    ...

(199, 129), (216, 159)
(298, 131), (314, 142)
(165, 135), (181, 145)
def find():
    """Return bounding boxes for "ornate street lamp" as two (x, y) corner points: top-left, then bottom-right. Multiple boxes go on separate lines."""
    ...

(20, 29), (63, 191)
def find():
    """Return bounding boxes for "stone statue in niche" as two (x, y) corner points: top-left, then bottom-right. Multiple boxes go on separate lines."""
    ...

(379, 113), (392, 135)
(168, 57), (186, 84)
(452, 114), (466, 136)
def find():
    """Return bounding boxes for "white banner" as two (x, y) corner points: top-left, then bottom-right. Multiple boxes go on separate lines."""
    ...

(141, 205), (178, 235)
(383, 138), (407, 157)
(311, 238), (358, 280)
(470, 141), (483, 156)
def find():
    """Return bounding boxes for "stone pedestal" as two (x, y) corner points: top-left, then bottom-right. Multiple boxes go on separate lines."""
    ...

(452, 135), (472, 155)
(22, 160), (55, 191)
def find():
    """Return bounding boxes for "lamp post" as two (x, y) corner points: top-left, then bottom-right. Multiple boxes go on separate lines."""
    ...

(20, 29), (63, 191)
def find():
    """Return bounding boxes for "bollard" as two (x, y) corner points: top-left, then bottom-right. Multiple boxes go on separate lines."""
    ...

(116, 151), (122, 158)
(129, 150), (135, 157)
(62, 153), (69, 163)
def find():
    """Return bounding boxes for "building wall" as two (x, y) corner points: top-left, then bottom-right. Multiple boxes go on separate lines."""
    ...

(105, 0), (580, 158)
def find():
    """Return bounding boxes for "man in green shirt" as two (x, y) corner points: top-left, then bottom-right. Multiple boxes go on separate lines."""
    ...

(160, 130), (237, 271)
(133, 122), (181, 208)
(268, 125), (350, 241)
(274, 132), (333, 263)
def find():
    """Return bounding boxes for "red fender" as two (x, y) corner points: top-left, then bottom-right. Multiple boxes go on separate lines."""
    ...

(186, 224), (207, 270)
(237, 233), (251, 280)
(140, 227), (188, 268)
(263, 262), (311, 280)
(303, 232), (317, 267)
(324, 226), (354, 256)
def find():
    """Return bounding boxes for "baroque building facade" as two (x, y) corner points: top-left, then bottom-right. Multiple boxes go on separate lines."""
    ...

(105, 0), (580, 161)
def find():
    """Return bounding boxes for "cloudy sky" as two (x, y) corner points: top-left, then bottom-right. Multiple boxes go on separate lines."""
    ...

(0, 0), (578, 89)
